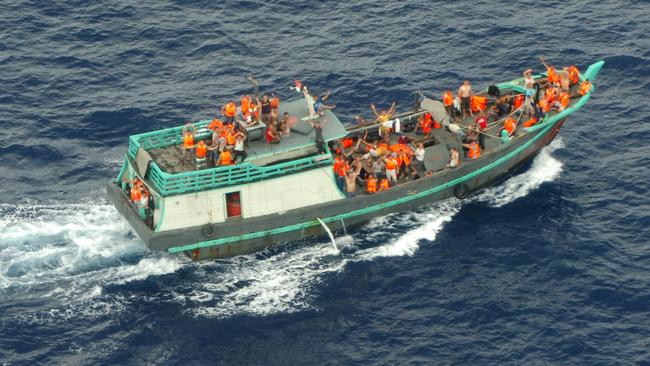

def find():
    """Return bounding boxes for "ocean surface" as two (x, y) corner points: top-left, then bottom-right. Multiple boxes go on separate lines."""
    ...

(1, 1), (649, 365)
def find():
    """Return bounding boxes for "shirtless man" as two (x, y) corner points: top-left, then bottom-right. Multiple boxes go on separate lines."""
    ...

(458, 80), (473, 119)
(370, 101), (397, 123)
(344, 164), (362, 197)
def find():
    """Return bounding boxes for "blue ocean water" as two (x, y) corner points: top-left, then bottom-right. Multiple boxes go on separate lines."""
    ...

(1, 0), (649, 364)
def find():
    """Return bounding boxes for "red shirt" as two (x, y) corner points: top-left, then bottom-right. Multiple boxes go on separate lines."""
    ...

(475, 116), (487, 129)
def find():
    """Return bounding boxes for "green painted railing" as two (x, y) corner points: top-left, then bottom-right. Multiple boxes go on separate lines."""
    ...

(128, 119), (213, 159)
(126, 119), (333, 196)
(144, 153), (333, 196)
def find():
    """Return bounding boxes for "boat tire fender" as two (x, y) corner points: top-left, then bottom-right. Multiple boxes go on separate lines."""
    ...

(202, 224), (217, 238)
(453, 183), (470, 200)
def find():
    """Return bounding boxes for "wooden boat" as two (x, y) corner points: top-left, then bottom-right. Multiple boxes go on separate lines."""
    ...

(107, 61), (604, 260)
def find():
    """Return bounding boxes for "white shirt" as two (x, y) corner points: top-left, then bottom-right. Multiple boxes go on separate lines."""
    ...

(415, 147), (425, 162)
(234, 139), (244, 151)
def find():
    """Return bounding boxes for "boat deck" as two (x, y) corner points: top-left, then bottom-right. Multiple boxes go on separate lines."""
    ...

(147, 99), (348, 173)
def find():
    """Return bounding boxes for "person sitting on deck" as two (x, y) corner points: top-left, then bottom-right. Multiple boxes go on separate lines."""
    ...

(446, 147), (460, 168)
(462, 140), (481, 160)
(260, 94), (272, 124)
(181, 122), (197, 165)
(222, 101), (237, 125)
(458, 80), (473, 119)
(269, 92), (280, 123)
(366, 174), (378, 194)
(309, 118), (327, 154)
(217, 148), (235, 166)
(370, 101), (397, 123)
(384, 153), (399, 185)
(265, 122), (281, 144)
(378, 177), (390, 191)
(442, 89), (455, 120)
(540, 56), (560, 86)
(503, 117), (517, 137)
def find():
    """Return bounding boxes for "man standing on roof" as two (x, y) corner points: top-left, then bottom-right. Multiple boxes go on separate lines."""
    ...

(309, 118), (328, 154)
(458, 80), (473, 119)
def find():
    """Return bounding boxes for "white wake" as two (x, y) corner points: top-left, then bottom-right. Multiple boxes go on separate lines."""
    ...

(1, 139), (565, 320)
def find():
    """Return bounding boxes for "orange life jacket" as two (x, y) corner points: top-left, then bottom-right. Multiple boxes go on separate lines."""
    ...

(568, 65), (580, 85)
(195, 141), (207, 158)
(367, 177), (377, 193)
(379, 179), (390, 190)
(386, 158), (398, 171)
(240, 96), (251, 114)
(224, 102), (236, 118)
(504, 117), (517, 134)
(219, 150), (233, 165)
(338, 163), (349, 177)
(333, 157), (343, 175)
(539, 98), (550, 113)
(131, 185), (142, 202)
(578, 80), (592, 96)
(422, 113), (432, 133)
(559, 92), (570, 108)
(342, 138), (354, 149)
(401, 153), (411, 166)
(468, 141), (481, 159)
(208, 119), (223, 130)
(513, 94), (525, 110)
(443, 91), (454, 106)
(226, 131), (236, 145)
(183, 133), (194, 149)
(471, 95), (487, 112)
(523, 117), (538, 128)
(545, 88), (558, 104)
(269, 97), (280, 109)
(547, 66), (559, 84)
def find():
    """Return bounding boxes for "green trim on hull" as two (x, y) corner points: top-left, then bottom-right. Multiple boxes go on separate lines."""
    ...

(168, 120), (557, 254)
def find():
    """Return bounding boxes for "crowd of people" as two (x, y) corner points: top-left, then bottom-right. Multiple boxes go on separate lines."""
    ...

(172, 58), (592, 198)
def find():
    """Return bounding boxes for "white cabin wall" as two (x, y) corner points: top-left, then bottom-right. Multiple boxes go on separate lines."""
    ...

(156, 167), (343, 232)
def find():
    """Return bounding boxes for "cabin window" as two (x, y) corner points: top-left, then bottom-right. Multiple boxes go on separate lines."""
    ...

(225, 191), (241, 218)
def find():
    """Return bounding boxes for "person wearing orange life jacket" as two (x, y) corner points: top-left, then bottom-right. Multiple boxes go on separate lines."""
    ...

(195, 140), (208, 159)
(578, 80), (592, 96)
(208, 118), (223, 131)
(568, 65), (580, 85)
(217, 149), (234, 166)
(378, 178), (390, 191)
(442, 89), (455, 120)
(539, 98), (551, 113)
(130, 181), (142, 203)
(503, 117), (517, 136)
(384, 153), (399, 184)
(462, 140), (481, 160)
(366, 174), (378, 194)
(419, 113), (433, 138)
(269, 92), (280, 123)
(540, 56), (560, 85)
(545, 86), (558, 105)
(513, 94), (525, 110)
(558, 91), (570, 108)
(181, 122), (197, 166)
(222, 101), (237, 124)
(240, 95), (251, 116)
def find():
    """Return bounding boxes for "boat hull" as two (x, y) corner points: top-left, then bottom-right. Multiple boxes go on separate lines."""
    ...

(106, 117), (566, 260)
